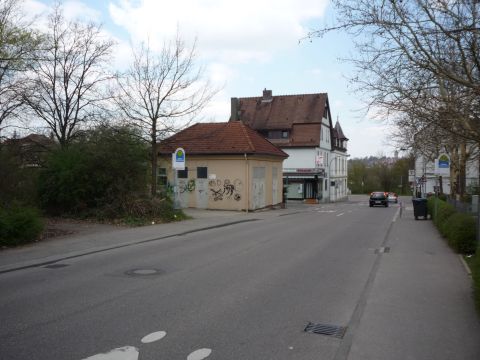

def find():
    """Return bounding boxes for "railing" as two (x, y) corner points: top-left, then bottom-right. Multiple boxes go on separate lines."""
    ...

(446, 196), (478, 215)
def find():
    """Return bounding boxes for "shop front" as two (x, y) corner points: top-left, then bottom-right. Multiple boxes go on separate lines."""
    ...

(284, 168), (326, 202)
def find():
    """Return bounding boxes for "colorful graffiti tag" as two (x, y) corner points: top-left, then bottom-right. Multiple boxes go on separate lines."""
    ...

(179, 179), (196, 193)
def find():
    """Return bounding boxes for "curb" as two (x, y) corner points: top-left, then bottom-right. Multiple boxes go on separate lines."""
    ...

(459, 254), (472, 276)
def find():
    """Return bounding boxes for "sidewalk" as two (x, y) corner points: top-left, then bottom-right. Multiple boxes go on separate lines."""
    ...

(342, 204), (480, 360)
(0, 203), (312, 273)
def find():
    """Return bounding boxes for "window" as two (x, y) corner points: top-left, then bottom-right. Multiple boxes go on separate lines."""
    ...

(197, 167), (207, 179)
(177, 167), (188, 179)
(157, 168), (167, 186)
(267, 130), (281, 139)
(253, 167), (265, 179)
(281, 131), (288, 139)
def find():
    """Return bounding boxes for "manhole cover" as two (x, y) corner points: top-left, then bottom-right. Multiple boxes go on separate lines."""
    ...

(125, 268), (162, 277)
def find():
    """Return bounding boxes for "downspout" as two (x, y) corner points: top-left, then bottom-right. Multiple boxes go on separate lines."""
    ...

(245, 153), (249, 213)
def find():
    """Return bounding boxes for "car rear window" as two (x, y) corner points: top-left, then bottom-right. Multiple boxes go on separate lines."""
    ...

(371, 192), (385, 198)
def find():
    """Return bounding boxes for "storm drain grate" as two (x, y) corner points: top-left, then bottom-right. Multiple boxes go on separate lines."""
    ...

(44, 263), (69, 269)
(304, 322), (347, 339)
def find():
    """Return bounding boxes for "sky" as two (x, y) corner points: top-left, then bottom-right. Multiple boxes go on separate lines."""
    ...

(24, 0), (394, 159)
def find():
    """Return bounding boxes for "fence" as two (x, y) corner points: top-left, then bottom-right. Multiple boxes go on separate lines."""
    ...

(446, 195), (479, 215)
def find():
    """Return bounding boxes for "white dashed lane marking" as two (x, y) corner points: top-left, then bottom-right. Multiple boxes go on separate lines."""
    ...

(141, 331), (167, 344)
(82, 330), (212, 360)
(82, 346), (139, 360)
(187, 348), (212, 360)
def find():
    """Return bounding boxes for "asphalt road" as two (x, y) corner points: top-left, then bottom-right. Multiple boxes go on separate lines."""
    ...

(0, 196), (478, 359)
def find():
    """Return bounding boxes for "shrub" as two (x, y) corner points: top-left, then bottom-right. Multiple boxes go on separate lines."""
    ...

(119, 196), (187, 225)
(430, 199), (456, 235)
(443, 213), (477, 254)
(470, 254), (480, 313)
(39, 126), (148, 216)
(0, 205), (44, 247)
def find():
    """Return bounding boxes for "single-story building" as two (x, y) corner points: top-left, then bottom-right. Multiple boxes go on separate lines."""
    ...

(157, 121), (288, 211)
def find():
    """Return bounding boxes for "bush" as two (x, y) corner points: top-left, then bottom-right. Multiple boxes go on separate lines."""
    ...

(39, 126), (148, 216)
(470, 254), (480, 313)
(428, 198), (456, 235)
(96, 195), (187, 225)
(444, 213), (477, 254)
(0, 205), (44, 247)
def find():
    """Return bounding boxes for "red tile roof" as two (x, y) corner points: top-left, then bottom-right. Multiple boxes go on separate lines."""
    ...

(231, 91), (331, 147)
(157, 122), (288, 158)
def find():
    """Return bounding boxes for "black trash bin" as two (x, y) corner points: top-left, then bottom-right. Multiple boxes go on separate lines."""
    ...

(412, 198), (428, 220)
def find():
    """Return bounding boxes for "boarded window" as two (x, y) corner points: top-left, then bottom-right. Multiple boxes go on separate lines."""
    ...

(177, 167), (188, 179)
(253, 167), (265, 179)
(197, 167), (207, 178)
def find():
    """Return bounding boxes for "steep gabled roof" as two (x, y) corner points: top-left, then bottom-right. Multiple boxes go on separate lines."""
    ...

(157, 122), (288, 158)
(233, 92), (329, 130)
(334, 120), (348, 140)
(230, 90), (332, 147)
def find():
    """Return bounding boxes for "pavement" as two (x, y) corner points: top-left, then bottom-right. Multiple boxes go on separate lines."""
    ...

(0, 202), (308, 273)
(1, 197), (479, 359)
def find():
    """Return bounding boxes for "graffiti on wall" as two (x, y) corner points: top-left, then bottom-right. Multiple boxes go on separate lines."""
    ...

(179, 179), (195, 193)
(209, 179), (243, 201)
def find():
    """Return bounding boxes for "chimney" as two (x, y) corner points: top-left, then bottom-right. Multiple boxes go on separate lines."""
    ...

(262, 88), (272, 102)
(230, 97), (239, 121)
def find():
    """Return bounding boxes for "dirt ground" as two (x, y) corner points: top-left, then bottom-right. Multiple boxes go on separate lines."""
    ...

(38, 218), (126, 242)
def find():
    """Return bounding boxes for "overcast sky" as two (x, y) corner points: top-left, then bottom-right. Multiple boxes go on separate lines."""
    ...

(26, 0), (394, 158)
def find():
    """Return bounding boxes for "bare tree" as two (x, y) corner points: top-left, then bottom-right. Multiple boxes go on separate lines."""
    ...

(0, 0), (41, 136)
(114, 33), (217, 196)
(309, 0), (480, 146)
(24, 3), (115, 147)
(308, 0), (480, 195)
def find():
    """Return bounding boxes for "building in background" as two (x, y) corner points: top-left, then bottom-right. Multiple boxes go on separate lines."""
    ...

(230, 89), (349, 203)
(157, 121), (288, 211)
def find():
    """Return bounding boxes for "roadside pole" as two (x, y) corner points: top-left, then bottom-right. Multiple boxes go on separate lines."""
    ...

(172, 147), (186, 210)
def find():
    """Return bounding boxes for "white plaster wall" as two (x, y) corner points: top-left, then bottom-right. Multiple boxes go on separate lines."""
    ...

(283, 148), (317, 169)
(320, 118), (332, 151)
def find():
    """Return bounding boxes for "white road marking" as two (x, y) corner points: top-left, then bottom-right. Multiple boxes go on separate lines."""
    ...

(82, 346), (139, 360)
(187, 348), (212, 360)
(318, 210), (336, 213)
(141, 331), (167, 343)
(336, 212), (345, 217)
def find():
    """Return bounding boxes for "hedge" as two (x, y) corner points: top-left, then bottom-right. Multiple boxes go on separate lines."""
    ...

(427, 197), (476, 255)
(0, 205), (44, 247)
(443, 213), (477, 254)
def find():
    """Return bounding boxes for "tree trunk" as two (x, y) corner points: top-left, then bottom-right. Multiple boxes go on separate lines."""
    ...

(151, 121), (157, 196)
(459, 143), (467, 198)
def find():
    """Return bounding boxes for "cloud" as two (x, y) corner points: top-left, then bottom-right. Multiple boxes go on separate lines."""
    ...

(62, 0), (102, 22)
(108, 0), (329, 63)
(23, 0), (102, 30)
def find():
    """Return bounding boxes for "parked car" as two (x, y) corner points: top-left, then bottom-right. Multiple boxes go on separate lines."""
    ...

(369, 192), (389, 207)
(387, 192), (398, 203)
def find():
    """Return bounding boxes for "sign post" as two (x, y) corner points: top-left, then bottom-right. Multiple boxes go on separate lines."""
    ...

(434, 153), (450, 220)
(172, 148), (186, 209)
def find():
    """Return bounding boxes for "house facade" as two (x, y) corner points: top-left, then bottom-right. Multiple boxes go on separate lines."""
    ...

(230, 89), (349, 203)
(330, 121), (349, 201)
(157, 122), (288, 211)
(414, 148), (479, 197)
